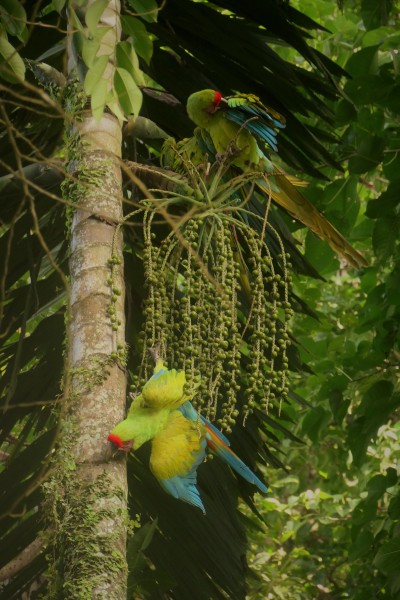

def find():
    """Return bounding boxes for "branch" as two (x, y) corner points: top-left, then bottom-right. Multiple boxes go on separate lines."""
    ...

(0, 537), (43, 582)
(124, 160), (189, 193)
(25, 60), (66, 91)
(0, 451), (9, 462)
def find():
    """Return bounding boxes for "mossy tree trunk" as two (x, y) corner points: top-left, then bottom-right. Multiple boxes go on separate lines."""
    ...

(46, 2), (128, 598)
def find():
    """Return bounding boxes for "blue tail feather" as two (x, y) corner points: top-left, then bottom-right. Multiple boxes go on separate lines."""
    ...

(209, 439), (268, 493)
(160, 475), (206, 514)
(159, 437), (206, 513)
(178, 402), (267, 494)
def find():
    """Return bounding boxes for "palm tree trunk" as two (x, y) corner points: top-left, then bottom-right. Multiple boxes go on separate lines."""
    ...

(46, 2), (128, 597)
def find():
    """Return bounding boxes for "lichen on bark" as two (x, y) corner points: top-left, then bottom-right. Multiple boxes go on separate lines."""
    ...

(43, 2), (129, 597)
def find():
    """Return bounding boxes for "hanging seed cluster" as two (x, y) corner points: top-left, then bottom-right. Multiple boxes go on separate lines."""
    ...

(132, 156), (293, 429)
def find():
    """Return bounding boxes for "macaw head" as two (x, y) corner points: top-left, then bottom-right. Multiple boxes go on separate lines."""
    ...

(187, 89), (224, 128)
(107, 393), (171, 453)
(107, 431), (134, 452)
(107, 418), (147, 453)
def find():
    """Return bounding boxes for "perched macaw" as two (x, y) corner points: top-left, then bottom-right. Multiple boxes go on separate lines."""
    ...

(164, 89), (367, 268)
(108, 359), (267, 513)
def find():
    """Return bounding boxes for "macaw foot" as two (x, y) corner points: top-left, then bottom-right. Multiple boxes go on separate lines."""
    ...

(120, 440), (134, 452)
(148, 342), (162, 364)
(215, 141), (242, 166)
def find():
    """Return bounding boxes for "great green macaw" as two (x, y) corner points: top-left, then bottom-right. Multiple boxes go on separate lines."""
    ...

(108, 359), (267, 513)
(163, 89), (367, 269)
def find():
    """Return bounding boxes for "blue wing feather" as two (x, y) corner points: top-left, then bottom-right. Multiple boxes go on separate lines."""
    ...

(225, 110), (280, 152)
(205, 423), (268, 493)
(194, 127), (216, 155)
(179, 402), (267, 493)
(224, 94), (285, 153)
(159, 434), (207, 513)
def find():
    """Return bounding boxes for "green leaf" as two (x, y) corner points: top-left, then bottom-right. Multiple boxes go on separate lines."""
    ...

(114, 67), (143, 117)
(335, 99), (357, 126)
(348, 134), (385, 174)
(91, 77), (108, 121)
(81, 27), (111, 67)
(329, 389), (350, 425)
(388, 496), (400, 520)
(361, 0), (394, 30)
(349, 529), (374, 560)
(366, 181), (400, 218)
(362, 26), (400, 49)
(383, 152), (400, 181)
(385, 84), (400, 114)
(0, 0), (26, 39)
(301, 406), (331, 442)
(120, 16), (153, 64)
(85, 0), (109, 36)
(386, 467), (397, 487)
(304, 233), (338, 277)
(352, 498), (378, 527)
(357, 107), (385, 135)
(374, 537), (400, 574)
(115, 40), (146, 85)
(127, 519), (159, 596)
(0, 31), (25, 83)
(52, 0), (67, 13)
(348, 381), (398, 465)
(127, 0), (158, 23)
(83, 54), (108, 95)
(107, 90), (126, 123)
(345, 46), (379, 77)
(345, 74), (392, 107)
(366, 474), (387, 498)
(372, 217), (398, 261)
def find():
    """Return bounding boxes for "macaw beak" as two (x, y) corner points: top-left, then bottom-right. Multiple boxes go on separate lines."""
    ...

(212, 97), (228, 113)
(207, 96), (228, 114)
(107, 433), (134, 452)
(120, 440), (134, 452)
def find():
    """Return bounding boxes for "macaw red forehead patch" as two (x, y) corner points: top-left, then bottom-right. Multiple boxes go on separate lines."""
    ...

(213, 91), (222, 107)
(108, 433), (123, 448)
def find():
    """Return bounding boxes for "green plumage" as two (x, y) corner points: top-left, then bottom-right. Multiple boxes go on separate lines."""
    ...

(108, 359), (267, 512)
(110, 394), (171, 450)
(165, 89), (367, 268)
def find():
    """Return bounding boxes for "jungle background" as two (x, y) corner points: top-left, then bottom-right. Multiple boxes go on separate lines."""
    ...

(0, 0), (399, 599)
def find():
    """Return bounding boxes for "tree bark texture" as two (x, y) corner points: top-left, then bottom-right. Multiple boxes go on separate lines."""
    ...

(48, 2), (129, 598)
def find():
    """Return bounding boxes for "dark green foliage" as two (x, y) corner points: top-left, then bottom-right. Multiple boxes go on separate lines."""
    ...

(142, 0), (344, 176)
(246, 3), (400, 597)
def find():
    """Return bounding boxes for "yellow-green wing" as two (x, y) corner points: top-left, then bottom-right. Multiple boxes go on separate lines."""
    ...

(150, 411), (205, 480)
(150, 410), (207, 512)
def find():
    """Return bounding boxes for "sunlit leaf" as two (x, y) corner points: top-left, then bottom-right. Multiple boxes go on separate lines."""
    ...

(0, 31), (25, 82)
(83, 54), (108, 95)
(114, 67), (143, 117)
(85, 0), (109, 36)
(374, 537), (400, 574)
(121, 16), (153, 64)
(127, 0), (158, 23)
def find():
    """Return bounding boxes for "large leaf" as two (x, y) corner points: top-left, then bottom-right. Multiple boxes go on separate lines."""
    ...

(0, 31), (25, 82)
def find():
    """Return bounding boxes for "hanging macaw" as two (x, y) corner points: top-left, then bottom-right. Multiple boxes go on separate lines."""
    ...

(164, 89), (367, 268)
(108, 359), (267, 513)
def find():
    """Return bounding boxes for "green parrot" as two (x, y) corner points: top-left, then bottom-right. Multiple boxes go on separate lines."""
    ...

(164, 89), (367, 269)
(108, 360), (267, 513)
